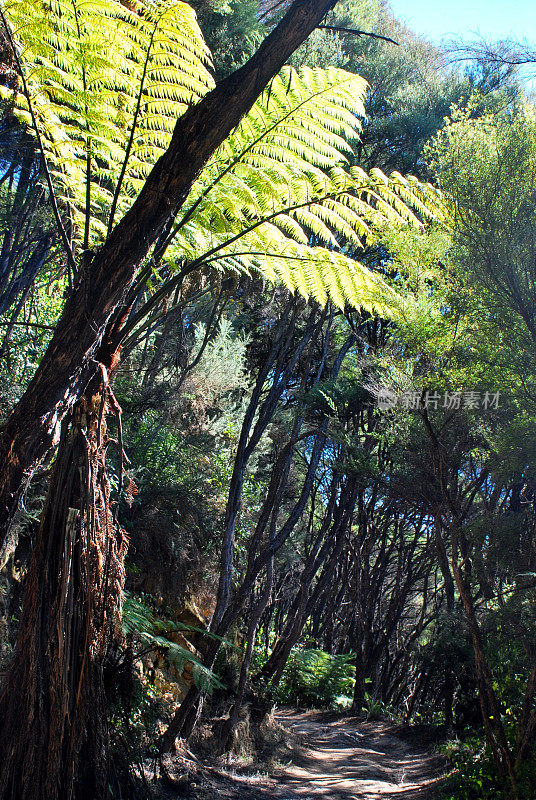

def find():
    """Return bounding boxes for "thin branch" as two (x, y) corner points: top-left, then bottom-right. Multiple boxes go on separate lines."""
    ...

(176, 288), (225, 386)
(258, 0), (292, 22)
(446, 38), (536, 69)
(318, 25), (398, 46)
(0, 321), (55, 329)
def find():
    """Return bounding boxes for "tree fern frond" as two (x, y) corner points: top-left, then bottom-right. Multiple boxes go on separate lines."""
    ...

(4, 3), (445, 321)
(3, 0), (214, 244)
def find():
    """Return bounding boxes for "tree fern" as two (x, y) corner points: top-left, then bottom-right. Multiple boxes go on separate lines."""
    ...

(155, 66), (447, 315)
(1, 1), (446, 317)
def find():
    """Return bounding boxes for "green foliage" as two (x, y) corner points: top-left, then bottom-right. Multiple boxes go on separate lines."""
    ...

(441, 734), (500, 799)
(426, 101), (536, 338)
(276, 648), (355, 708)
(2, 0), (214, 243)
(165, 62), (445, 314)
(424, 98), (536, 453)
(123, 592), (223, 692)
(0, 272), (67, 410)
(191, 0), (263, 79)
(3, 0), (444, 318)
(442, 731), (536, 800)
(121, 312), (251, 491)
(184, 318), (250, 419)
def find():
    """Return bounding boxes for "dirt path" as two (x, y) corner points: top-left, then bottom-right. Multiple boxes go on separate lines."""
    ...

(257, 710), (446, 800)
(164, 709), (446, 800)
(193, 710), (446, 800)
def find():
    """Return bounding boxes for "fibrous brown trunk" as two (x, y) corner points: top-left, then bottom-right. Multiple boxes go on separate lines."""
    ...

(0, 389), (128, 800)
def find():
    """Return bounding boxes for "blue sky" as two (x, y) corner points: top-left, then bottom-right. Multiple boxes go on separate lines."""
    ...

(388, 0), (535, 44)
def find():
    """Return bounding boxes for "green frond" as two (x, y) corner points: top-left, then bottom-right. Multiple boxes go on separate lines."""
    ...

(159, 64), (445, 318)
(5, 2), (446, 319)
(4, 0), (214, 244)
(122, 593), (224, 692)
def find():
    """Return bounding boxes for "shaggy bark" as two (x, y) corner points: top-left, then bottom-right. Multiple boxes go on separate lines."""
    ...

(0, 389), (128, 800)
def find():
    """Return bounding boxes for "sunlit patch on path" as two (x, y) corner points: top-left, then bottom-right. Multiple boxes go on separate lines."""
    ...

(256, 710), (446, 800)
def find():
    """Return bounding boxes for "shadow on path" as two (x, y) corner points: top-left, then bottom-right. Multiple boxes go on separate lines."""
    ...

(259, 710), (446, 800)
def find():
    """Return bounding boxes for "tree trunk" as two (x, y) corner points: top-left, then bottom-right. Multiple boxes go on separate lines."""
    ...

(443, 670), (454, 727)
(453, 561), (518, 798)
(352, 638), (367, 714)
(434, 517), (455, 727)
(223, 555), (274, 752)
(0, 388), (128, 800)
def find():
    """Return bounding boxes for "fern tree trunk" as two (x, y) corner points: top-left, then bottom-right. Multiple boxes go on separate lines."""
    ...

(0, 387), (128, 800)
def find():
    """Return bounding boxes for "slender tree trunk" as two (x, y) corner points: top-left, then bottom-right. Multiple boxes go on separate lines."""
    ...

(223, 555), (274, 752)
(352, 635), (367, 714)
(404, 667), (431, 724)
(443, 669), (454, 727)
(0, 388), (128, 800)
(453, 562), (518, 798)
(435, 517), (455, 726)
(258, 484), (339, 683)
(260, 597), (307, 686)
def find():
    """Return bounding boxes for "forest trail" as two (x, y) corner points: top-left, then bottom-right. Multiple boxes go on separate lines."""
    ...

(261, 710), (446, 800)
(191, 710), (447, 800)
